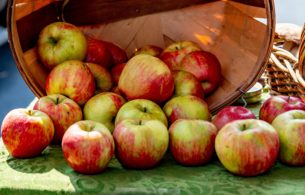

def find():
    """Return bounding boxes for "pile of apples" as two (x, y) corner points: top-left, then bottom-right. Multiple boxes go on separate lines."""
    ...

(2, 22), (305, 177)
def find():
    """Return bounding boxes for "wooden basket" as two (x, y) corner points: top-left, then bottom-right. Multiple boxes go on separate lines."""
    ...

(265, 25), (305, 100)
(7, 0), (275, 113)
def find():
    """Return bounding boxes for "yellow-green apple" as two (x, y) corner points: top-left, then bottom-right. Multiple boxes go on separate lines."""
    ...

(85, 36), (112, 69)
(272, 110), (305, 166)
(113, 119), (169, 169)
(115, 99), (168, 127)
(169, 119), (217, 166)
(102, 40), (128, 67)
(178, 50), (222, 95)
(62, 120), (114, 174)
(83, 92), (126, 132)
(160, 41), (202, 70)
(172, 70), (204, 99)
(37, 22), (87, 69)
(259, 95), (305, 124)
(86, 62), (113, 93)
(33, 94), (83, 144)
(110, 63), (126, 85)
(45, 60), (95, 106)
(215, 119), (279, 176)
(163, 95), (210, 124)
(134, 45), (163, 57)
(118, 54), (174, 103)
(1, 108), (54, 158)
(212, 106), (256, 131)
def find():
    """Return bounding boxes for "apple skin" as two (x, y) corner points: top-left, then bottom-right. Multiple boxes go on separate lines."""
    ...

(62, 120), (114, 174)
(178, 50), (222, 95)
(134, 45), (163, 57)
(172, 70), (204, 99)
(272, 110), (305, 166)
(86, 62), (113, 93)
(45, 60), (96, 106)
(259, 95), (305, 124)
(33, 94), (83, 144)
(160, 41), (202, 70)
(118, 54), (174, 104)
(110, 63), (126, 85)
(85, 36), (112, 69)
(37, 22), (87, 69)
(212, 106), (256, 131)
(102, 41), (128, 67)
(169, 119), (217, 166)
(1, 108), (54, 158)
(115, 99), (168, 127)
(163, 95), (211, 124)
(113, 119), (169, 169)
(215, 119), (280, 177)
(83, 92), (126, 132)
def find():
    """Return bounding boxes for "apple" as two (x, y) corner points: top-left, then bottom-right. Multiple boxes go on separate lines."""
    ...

(215, 119), (279, 176)
(1, 108), (54, 158)
(102, 40), (128, 67)
(85, 36), (112, 69)
(86, 62), (113, 93)
(134, 45), (163, 57)
(110, 63), (126, 85)
(212, 106), (256, 131)
(111, 86), (123, 96)
(172, 70), (204, 99)
(83, 92), (126, 132)
(118, 54), (174, 104)
(115, 99), (168, 127)
(33, 94), (83, 144)
(272, 110), (305, 166)
(113, 119), (169, 169)
(45, 60), (96, 106)
(37, 22), (87, 69)
(259, 95), (305, 124)
(169, 119), (217, 166)
(160, 41), (202, 70)
(178, 50), (222, 95)
(62, 120), (114, 174)
(163, 95), (211, 124)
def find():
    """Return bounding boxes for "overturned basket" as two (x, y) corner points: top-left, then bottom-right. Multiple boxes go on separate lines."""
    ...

(265, 25), (305, 100)
(7, 0), (275, 113)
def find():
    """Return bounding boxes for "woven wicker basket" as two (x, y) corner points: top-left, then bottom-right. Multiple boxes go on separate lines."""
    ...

(265, 25), (305, 100)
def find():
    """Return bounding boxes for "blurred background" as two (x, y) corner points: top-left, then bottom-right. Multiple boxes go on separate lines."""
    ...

(0, 0), (304, 126)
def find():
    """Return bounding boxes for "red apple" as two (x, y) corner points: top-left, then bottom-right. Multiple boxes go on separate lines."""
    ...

(33, 94), (83, 144)
(45, 60), (96, 106)
(163, 95), (211, 124)
(169, 119), (217, 166)
(272, 110), (305, 166)
(215, 119), (279, 176)
(85, 36), (112, 69)
(62, 120), (114, 174)
(86, 62), (113, 93)
(178, 50), (222, 95)
(172, 70), (204, 99)
(102, 40), (128, 67)
(110, 63), (126, 85)
(118, 54), (174, 104)
(160, 41), (201, 70)
(83, 92), (126, 132)
(111, 86), (123, 96)
(113, 119), (169, 169)
(212, 106), (256, 131)
(37, 22), (87, 69)
(259, 95), (305, 124)
(1, 108), (54, 158)
(134, 45), (163, 57)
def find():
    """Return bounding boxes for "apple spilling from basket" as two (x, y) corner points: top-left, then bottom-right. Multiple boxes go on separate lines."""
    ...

(2, 22), (305, 176)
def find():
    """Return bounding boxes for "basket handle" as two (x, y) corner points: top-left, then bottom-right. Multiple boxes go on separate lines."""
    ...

(297, 24), (305, 87)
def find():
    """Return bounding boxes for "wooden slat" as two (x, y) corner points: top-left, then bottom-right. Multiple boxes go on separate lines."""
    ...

(14, 0), (54, 20)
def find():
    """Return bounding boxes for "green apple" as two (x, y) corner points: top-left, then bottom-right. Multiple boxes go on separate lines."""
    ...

(86, 62), (113, 93)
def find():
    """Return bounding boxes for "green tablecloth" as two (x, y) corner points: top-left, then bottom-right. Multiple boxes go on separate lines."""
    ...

(2, 94), (305, 194)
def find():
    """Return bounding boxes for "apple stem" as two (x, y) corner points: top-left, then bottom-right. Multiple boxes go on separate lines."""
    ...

(143, 107), (147, 113)
(56, 97), (59, 104)
(138, 120), (142, 125)
(27, 110), (34, 116)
